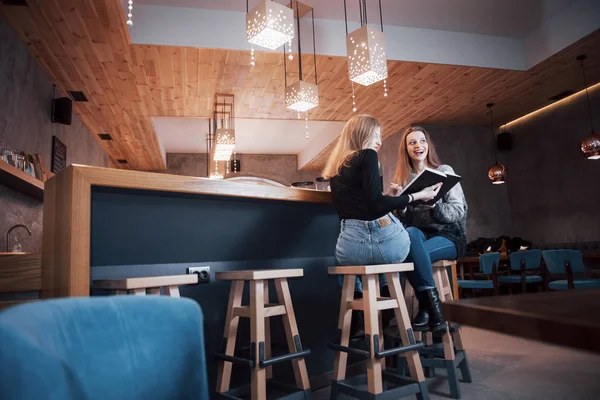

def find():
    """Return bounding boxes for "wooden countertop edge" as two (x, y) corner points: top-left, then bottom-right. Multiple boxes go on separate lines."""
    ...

(50, 164), (332, 204)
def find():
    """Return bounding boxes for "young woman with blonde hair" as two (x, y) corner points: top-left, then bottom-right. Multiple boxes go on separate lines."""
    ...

(392, 126), (468, 332)
(323, 115), (441, 336)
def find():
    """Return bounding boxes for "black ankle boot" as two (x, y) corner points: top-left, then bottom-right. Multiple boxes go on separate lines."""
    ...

(411, 294), (430, 331)
(424, 288), (447, 332)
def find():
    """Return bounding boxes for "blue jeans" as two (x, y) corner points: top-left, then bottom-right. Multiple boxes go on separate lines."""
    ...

(404, 227), (458, 292)
(335, 213), (410, 292)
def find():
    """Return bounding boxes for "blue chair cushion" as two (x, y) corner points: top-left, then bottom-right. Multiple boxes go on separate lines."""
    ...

(0, 296), (209, 400)
(498, 275), (543, 284)
(457, 280), (494, 289)
(548, 279), (600, 291)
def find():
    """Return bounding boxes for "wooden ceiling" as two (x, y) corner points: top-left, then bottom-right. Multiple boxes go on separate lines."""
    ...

(1, 1), (599, 171)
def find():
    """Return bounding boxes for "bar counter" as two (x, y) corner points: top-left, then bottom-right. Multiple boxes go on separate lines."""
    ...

(42, 165), (342, 390)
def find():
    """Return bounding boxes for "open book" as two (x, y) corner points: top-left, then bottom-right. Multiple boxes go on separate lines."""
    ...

(399, 168), (462, 206)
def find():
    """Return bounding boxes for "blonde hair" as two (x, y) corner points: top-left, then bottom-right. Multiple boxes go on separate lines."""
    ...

(392, 126), (441, 186)
(322, 115), (381, 179)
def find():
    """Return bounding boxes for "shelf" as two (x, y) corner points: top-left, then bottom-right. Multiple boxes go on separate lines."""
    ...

(0, 160), (44, 200)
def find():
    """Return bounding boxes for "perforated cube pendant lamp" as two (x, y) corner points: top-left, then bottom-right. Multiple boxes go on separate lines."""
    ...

(284, 1), (319, 113)
(211, 94), (236, 163)
(213, 129), (235, 161)
(285, 80), (319, 112)
(246, 0), (295, 50)
(343, 0), (388, 87)
(346, 25), (388, 86)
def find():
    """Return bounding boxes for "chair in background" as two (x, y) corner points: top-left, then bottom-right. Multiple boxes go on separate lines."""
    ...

(498, 250), (545, 293)
(0, 296), (209, 400)
(542, 250), (600, 290)
(457, 252), (501, 297)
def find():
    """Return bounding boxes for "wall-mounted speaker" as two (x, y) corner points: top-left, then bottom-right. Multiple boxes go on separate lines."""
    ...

(497, 132), (512, 151)
(51, 97), (72, 125)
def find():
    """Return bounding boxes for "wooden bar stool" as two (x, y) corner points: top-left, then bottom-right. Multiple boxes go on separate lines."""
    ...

(92, 274), (199, 297)
(403, 261), (471, 399)
(328, 264), (429, 400)
(214, 269), (311, 400)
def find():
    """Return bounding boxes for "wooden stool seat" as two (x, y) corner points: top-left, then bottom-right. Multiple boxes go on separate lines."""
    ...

(432, 260), (459, 300)
(92, 274), (198, 297)
(216, 268), (303, 281)
(402, 260), (471, 399)
(328, 264), (429, 399)
(215, 269), (310, 400)
(329, 263), (414, 275)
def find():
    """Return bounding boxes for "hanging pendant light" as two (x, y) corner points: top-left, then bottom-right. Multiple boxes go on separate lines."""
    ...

(487, 103), (506, 184)
(246, 0), (295, 51)
(344, 0), (388, 86)
(212, 94), (236, 165)
(576, 55), (600, 160)
(284, 1), (319, 112)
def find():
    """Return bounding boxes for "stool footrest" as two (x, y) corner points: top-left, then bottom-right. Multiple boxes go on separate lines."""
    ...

(450, 323), (462, 333)
(214, 352), (255, 368)
(328, 342), (371, 359)
(259, 335), (310, 368)
(330, 334), (424, 360)
(259, 348), (311, 367)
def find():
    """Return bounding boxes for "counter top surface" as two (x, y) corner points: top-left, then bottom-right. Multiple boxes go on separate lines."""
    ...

(62, 164), (332, 204)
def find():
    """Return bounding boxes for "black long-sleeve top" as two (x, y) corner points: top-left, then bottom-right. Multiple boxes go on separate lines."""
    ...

(330, 149), (410, 221)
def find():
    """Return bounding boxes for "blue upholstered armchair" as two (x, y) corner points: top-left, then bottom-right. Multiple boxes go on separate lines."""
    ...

(0, 296), (209, 400)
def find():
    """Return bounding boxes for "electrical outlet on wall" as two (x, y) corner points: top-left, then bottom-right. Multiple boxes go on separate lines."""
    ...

(187, 266), (210, 283)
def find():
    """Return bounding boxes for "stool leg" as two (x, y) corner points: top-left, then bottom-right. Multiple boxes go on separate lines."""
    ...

(375, 276), (386, 372)
(458, 352), (473, 384)
(404, 282), (417, 319)
(385, 273), (426, 384)
(434, 269), (455, 361)
(450, 263), (460, 300)
(164, 286), (180, 298)
(264, 281), (273, 380)
(216, 280), (244, 393)
(129, 289), (145, 296)
(148, 287), (161, 295)
(332, 275), (356, 383)
(363, 274), (383, 394)
(275, 278), (310, 391)
(250, 280), (267, 400)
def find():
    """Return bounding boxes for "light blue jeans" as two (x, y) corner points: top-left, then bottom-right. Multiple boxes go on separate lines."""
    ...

(404, 227), (458, 292)
(334, 213), (410, 292)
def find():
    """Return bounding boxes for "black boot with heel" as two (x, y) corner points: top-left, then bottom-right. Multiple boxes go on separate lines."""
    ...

(412, 288), (446, 332)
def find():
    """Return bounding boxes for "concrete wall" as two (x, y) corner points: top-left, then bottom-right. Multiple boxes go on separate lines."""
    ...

(379, 85), (600, 246)
(380, 124), (514, 242)
(0, 19), (109, 253)
(503, 87), (600, 245)
(167, 153), (320, 187)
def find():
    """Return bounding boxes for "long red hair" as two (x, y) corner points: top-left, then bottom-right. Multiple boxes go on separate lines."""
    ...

(393, 126), (441, 186)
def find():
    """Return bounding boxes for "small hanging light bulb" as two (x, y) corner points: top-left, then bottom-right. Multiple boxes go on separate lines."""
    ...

(351, 82), (357, 112)
(287, 39), (294, 61)
(305, 112), (309, 140)
(127, 0), (134, 26)
(383, 79), (388, 97)
(297, 111), (301, 119)
(250, 46), (255, 67)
